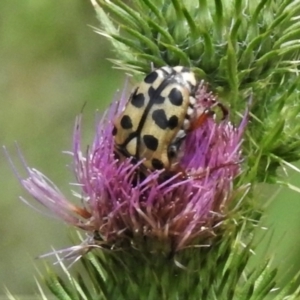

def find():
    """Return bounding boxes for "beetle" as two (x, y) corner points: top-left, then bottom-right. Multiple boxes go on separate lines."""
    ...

(112, 66), (227, 174)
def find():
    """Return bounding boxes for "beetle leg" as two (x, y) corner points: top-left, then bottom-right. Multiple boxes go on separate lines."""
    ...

(190, 109), (212, 130)
(207, 98), (229, 120)
(215, 102), (229, 120)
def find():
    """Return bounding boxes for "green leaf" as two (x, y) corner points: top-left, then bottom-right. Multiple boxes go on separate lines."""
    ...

(45, 272), (73, 300)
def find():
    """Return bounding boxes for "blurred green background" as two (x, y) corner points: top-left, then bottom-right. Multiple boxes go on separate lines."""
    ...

(1, 0), (300, 297)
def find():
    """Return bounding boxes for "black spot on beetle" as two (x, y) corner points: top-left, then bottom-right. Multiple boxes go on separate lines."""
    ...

(168, 115), (179, 129)
(112, 126), (117, 136)
(153, 95), (165, 104)
(131, 93), (145, 108)
(143, 135), (159, 151)
(169, 88), (183, 106)
(148, 86), (165, 104)
(148, 86), (155, 99)
(152, 110), (179, 130)
(120, 115), (133, 129)
(144, 71), (158, 84)
(152, 158), (164, 170)
(152, 109), (168, 129)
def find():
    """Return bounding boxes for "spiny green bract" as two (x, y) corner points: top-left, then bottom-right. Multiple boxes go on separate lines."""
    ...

(93, 0), (300, 94)
(40, 225), (300, 300)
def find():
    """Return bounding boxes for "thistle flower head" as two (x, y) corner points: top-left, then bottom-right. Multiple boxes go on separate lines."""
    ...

(9, 80), (248, 260)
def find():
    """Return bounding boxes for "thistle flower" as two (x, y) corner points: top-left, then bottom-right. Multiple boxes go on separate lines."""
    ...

(8, 81), (247, 261)
(7, 0), (300, 298)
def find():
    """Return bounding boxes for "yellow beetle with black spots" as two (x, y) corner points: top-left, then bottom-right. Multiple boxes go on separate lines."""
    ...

(112, 66), (224, 173)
